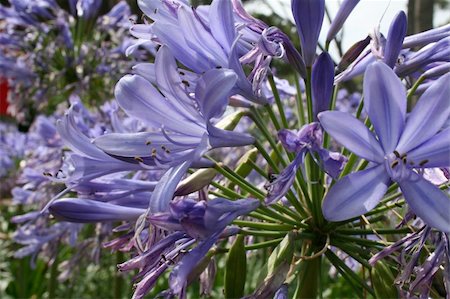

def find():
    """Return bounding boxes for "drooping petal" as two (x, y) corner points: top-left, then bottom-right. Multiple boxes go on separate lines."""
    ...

(291, 0), (325, 66)
(384, 11), (407, 68)
(312, 52), (335, 118)
(195, 68), (237, 120)
(396, 72), (450, 154)
(316, 148), (347, 179)
(322, 165), (390, 221)
(49, 198), (145, 223)
(326, 0), (360, 44)
(318, 111), (384, 163)
(398, 172), (450, 233)
(407, 128), (450, 168)
(364, 61), (406, 153)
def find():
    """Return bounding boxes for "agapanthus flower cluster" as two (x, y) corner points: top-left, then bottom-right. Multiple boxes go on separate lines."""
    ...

(3, 0), (450, 298)
(0, 0), (145, 126)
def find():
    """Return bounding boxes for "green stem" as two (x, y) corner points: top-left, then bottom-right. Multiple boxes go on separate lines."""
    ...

(407, 76), (425, 101)
(233, 220), (294, 231)
(264, 104), (281, 131)
(305, 67), (314, 123)
(114, 251), (124, 299)
(268, 75), (289, 128)
(48, 244), (59, 299)
(294, 73), (306, 126)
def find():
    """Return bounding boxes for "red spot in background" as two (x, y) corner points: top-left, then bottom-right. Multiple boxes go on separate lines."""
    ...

(0, 78), (8, 115)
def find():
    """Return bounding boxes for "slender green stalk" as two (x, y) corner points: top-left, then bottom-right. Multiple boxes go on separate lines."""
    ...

(114, 251), (124, 299)
(407, 76), (425, 101)
(233, 220), (294, 231)
(245, 238), (283, 250)
(268, 75), (289, 128)
(48, 243), (59, 299)
(264, 104), (281, 131)
(305, 67), (313, 123)
(294, 73), (306, 126)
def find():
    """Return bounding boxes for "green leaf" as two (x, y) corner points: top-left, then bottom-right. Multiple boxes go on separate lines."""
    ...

(225, 235), (247, 299)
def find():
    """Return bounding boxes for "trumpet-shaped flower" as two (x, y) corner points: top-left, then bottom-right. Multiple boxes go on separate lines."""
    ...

(319, 61), (450, 232)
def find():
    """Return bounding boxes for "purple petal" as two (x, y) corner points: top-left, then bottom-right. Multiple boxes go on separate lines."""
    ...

(195, 68), (237, 119)
(266, 153), (305, 205)
(364, 62), (406, 153)
(291, 0), (325, 66)
(399, 173), (450, 233)
(149, 135), (209, 213)
(278, 129), (301, 152)
(115, 74), (204, 136)
(49, 198), (145, 223)
(207, 123), (255, 148)
(155, 47), (202, 122)
(312, 52), (335, 117)
(169, 232), (220, 295)
(322, 165), (390, 221)
(209, 0), (235, 54)
(408, 128), (450, 168)
(317, 149), (347, 179)
(384, 11), (407, 68)
(396, 72), (450, 154)
(318, 111), (384, 163)
(326, 0), (360, 43)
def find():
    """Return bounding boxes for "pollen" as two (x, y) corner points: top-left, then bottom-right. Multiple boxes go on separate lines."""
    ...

(134, 156), (144, 163)
(145, 140), (152, 145)
(419, 159), (429, 166)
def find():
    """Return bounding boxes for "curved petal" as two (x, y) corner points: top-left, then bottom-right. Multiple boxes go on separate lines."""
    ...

(396, 73), (450, 153)
(364, 61), (406, 153)
(399, 173), (450, 233)
(318, 111), (384, 163)
(322, 165), (390, 221)
(49, 198), (145, 223)
(196, 68), (237, 119)
(407, 128), (450, 168)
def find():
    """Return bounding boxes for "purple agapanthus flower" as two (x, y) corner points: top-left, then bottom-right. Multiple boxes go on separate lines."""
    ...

(265, 123), (346, 205)
(118, 197), (259, 299)
(319, 61), (450, 232)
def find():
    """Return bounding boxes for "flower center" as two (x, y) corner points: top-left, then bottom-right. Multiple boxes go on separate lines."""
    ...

(384, 151), (413, 182)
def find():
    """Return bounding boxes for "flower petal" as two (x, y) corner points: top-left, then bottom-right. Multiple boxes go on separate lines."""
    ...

(408, 128), (450, 168)
(396, 72), (450, 153)
(364, 61), (406, 153)
(196, 68), (237, 119)
(209, 0), (235, 54)
(49, 198), (145, 223)
(383, 11), (407, 68)
(399, 172), (450, 233)
(312, 52), (335, 118)
(291, 0), (325, 66)
(115, 74), (204, 136)
(318, 111), (384, 163)
(322, 165), (390, 221)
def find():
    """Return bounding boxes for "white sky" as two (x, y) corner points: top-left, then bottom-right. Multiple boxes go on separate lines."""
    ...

(245, 0), (450, 60)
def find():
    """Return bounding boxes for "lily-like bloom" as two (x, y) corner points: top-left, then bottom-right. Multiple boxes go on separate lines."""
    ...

(319, 62), (450, 232)
(326, 0), (360, 45)
(292, 0), (325, 66)
(118, 197), (259, 299)
(265, 123), (346, 205)
(312, 52), (334, 118)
